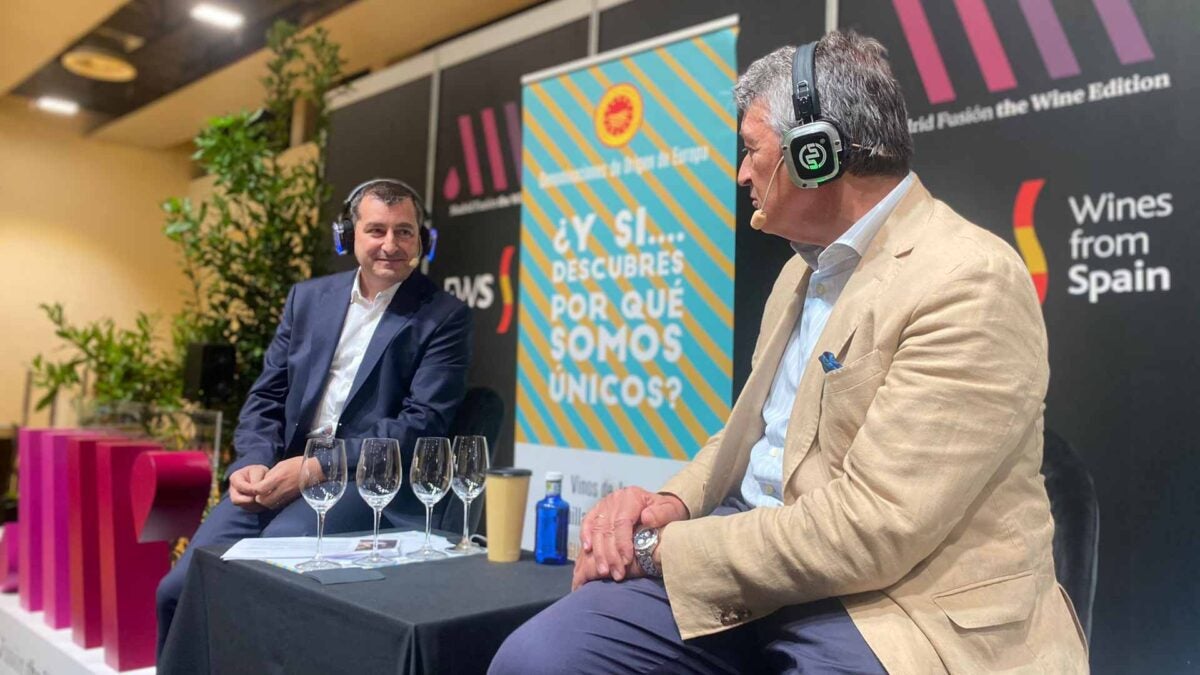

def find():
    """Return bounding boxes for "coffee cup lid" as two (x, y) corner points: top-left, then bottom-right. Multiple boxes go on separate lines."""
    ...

(486, 467), (532, 477)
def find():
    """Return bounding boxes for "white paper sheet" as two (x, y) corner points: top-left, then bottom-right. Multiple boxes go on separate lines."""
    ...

(220, 531), (483, 572)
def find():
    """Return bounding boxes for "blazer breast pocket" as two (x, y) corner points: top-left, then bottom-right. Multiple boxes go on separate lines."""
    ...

(817, 349), (886, 462)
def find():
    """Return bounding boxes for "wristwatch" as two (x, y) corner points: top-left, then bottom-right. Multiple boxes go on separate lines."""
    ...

(633, 527), (661, 577)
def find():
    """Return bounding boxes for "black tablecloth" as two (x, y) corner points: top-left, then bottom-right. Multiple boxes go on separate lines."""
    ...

(159, 535), (573, 674)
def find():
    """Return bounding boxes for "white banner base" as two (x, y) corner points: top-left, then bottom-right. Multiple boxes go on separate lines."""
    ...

(514, 443), (687, 555)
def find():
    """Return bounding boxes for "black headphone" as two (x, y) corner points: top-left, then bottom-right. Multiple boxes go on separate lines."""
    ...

(332, 178), (433, 260)
(781, 42), (849, 189)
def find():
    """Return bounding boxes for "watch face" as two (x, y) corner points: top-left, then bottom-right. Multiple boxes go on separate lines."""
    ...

(633, 528), (657, 551)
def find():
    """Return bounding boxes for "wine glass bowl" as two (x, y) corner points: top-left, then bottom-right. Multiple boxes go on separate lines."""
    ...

(355, 438), (402, 568)
(407, 437), (452, 560)
(296, 437), (348, 572)
(448, 435), (489, 553)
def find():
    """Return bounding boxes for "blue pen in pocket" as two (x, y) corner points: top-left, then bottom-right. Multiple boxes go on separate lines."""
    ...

(819, 351), (843, 373)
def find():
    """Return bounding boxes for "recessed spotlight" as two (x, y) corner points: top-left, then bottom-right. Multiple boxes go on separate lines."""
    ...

(190, 3), (245, 30)
(35, 97), (80, 116)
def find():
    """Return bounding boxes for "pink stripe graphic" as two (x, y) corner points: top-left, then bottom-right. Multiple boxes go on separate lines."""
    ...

(504, 101), (522, 179)
(480, 107), (509, 192)
(1092, 0), (1154, 64)
(953, 0), (1017, 92)
(892, 0), (956, 104)
(1018, 0), (1081, 79)
(457, 114), (484, 197)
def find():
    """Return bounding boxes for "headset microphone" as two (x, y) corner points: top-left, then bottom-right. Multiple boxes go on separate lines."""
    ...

(750, 156), (786, 231)
(408, 237), (422, 269)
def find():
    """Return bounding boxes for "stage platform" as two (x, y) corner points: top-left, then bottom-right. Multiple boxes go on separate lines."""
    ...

(0, 592), (154, 675)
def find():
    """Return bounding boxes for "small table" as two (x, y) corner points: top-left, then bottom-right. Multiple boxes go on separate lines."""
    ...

(159, 536), (573, 674)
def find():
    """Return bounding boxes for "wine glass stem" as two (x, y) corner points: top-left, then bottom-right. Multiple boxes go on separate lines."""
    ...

(424, 504), (433, 551)
(461, 497), (472, 544)
(315, 510), (326, 561)
(372, 507), (381, 554)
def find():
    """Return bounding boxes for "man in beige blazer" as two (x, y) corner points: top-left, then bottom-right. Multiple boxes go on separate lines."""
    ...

(492, 31), (1088, 674)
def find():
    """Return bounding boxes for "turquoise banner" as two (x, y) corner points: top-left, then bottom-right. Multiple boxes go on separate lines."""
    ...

(517, 22), (738, 460)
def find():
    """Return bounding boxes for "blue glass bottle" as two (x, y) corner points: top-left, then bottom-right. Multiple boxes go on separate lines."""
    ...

(535, 471), (570, 565)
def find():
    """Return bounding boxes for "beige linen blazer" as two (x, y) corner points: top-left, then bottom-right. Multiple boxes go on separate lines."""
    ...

(658, 176), (1089, 673)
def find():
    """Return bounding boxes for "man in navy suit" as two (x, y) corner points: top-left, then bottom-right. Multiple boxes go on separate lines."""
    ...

(156, 179), (472, 656)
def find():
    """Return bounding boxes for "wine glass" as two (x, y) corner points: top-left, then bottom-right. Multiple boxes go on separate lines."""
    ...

(447, 435), (489, 553)
(355, 438), (402, 568)
(295, 437), (348, 572)
(406, 437), (452, 560)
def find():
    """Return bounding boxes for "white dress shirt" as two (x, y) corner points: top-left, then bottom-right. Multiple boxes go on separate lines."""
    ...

(308, 270), (403, 437)
(740, 173), (915, 508)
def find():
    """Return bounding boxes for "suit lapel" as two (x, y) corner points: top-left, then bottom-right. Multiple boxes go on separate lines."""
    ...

(782, 178), (933, 487)
(746, 268), (810, 414)
(292, 273), (355, 444)
(343, 274), (425, 410)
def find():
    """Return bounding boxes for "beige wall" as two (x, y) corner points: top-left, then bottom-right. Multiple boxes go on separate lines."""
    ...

(0, 96), (194, 426)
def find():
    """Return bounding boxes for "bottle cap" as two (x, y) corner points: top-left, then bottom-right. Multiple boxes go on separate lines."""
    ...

(486, 467), (532, 477)
(546, 471), (563, 481)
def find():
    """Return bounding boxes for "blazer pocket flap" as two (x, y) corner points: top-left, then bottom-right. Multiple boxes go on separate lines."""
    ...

(933, 571), (1036, 630)
(823, 349), (884, 395)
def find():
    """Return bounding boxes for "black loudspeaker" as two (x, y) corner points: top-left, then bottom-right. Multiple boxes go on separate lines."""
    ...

(184, 343), (236, 406)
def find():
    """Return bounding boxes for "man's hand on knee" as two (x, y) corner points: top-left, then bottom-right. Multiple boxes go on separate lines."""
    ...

(579, 488), (689, 584)
(571, 550), (605, 591)
(229, 464), (269, 512)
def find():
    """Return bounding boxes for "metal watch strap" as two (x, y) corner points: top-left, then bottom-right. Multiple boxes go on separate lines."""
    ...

(635, 530), (661, 577)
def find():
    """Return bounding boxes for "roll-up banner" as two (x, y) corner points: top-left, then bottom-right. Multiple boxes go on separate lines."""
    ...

(516, 17), (739, 552)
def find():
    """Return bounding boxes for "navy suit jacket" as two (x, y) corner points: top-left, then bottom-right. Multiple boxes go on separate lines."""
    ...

(229, 269), (472, 525)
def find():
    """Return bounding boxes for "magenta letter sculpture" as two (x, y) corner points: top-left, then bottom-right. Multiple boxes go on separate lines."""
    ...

(0, 522), (18, 593)
(17, 427), (50, 611)
(67, 435), (117, 648)
(42, 430), (88, 628)
(97, 441), (210, 671)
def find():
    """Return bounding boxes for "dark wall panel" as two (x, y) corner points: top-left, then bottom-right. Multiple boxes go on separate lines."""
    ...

(430, 20), (590, 468)
(323, 76), (433, 274)
(840, 1), (1200, 671)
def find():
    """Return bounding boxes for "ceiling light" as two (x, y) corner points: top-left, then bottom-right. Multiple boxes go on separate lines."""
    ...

(190, 3), (245, 30)
(61, 46), (138, 83)
(35, 97), (80, 116)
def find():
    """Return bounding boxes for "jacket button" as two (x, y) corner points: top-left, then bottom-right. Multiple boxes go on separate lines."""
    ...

(715, 606), (750, 626)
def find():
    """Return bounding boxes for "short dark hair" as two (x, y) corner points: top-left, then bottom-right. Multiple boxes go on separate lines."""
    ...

(350, 180), (421, 223)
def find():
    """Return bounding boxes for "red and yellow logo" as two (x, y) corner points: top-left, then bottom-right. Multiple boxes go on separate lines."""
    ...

(595, 83), (643, 147)
(1013, 179), (1048, 304)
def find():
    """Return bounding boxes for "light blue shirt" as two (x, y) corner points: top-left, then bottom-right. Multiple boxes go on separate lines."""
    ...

(740, 173), (915, 508)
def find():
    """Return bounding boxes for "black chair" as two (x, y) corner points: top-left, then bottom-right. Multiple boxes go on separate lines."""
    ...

(1041, 428), (1100, 642)
(435, 387), (506, 534)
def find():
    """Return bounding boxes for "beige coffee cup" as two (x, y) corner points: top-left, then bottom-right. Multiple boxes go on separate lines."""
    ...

(485, 467), (532, 562)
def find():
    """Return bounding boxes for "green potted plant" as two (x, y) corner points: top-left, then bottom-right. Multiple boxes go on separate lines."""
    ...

(32, 21), (344, 475)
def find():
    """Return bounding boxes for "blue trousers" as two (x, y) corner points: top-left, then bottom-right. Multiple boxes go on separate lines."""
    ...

(489, 505), (887, 675)
(155, 485), (390, 659)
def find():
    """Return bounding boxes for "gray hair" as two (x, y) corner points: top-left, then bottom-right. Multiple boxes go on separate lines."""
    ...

(734, 31), (913, 177)
(350, 179), (422, 223)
